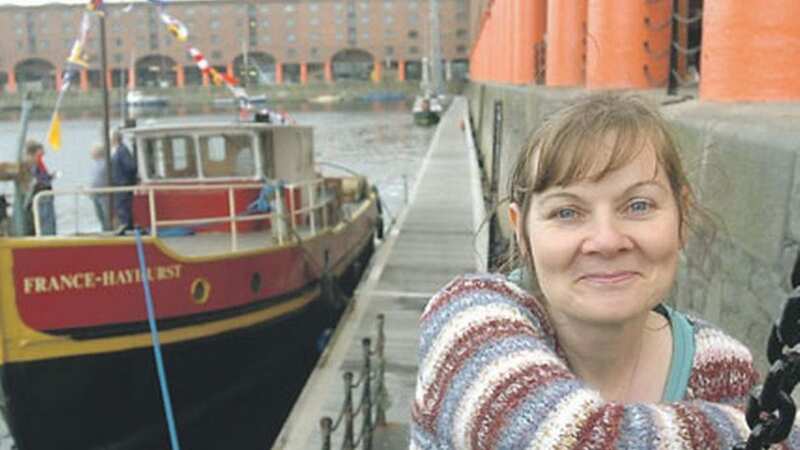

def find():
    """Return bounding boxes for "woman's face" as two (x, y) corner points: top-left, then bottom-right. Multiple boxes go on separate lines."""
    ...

(511, 147), (682, 326)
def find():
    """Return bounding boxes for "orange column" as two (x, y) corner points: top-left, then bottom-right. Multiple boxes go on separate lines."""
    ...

(6, 70), (16, 93)
(372, 59), (382, 83)
(511, 0), (537, 84)
(175, 65), (185, 88)
(106, 69), (113, 88)
(275, 62), (283, 84)
(55, 67), (63, 92)
(300, 62), (308, 84)
(398, 59), (406, 81)
(324, 60), (333, 83)
(202, 71), (210, 87)
(546, 0), (587, 86)
(586, 0), (670, 89)
(128, 66), (136, 89)
(701, 0), (800, 101)
(226, 62), (234, 81)
(80, 69), (89, 92)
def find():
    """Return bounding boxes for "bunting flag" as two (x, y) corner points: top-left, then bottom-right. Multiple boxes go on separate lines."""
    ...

(159, 11), (188, 42)
(46, 112), (62, 151)
(87, 0), (103, 11)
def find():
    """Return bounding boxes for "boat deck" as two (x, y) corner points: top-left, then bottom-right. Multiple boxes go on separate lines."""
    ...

(157, 228), (314, 257)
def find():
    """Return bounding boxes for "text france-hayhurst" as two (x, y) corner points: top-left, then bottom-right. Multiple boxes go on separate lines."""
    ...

(21, 264), (183, 294)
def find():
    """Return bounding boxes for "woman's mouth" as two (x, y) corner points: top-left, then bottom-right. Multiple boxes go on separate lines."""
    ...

(579, 271), (638, 285)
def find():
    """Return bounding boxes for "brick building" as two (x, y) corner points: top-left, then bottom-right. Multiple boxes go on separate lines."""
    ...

(0, 0), (473, 92)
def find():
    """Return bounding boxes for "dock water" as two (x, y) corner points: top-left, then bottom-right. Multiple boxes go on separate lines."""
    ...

(273, 96), (487, 449)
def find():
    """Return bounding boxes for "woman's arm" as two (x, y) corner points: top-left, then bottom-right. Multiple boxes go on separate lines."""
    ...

(411, 274), (799, 449)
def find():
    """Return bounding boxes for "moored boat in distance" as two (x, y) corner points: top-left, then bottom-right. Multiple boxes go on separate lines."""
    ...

(1, 115), (381, 449)
(126, 89), (169, 108)
(412, 94), (444, 126)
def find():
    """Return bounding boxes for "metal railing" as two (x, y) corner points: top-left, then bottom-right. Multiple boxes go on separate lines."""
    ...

(320, 314), (389, 450)
(30, 179), (335, 251)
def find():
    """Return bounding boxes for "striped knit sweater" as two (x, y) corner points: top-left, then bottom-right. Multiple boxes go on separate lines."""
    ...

(411, 274), (800, 449)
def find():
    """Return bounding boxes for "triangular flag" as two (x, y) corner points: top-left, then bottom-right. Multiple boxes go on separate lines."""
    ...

(47, 112), (62, 151)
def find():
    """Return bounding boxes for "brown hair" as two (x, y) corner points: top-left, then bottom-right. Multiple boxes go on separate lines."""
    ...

(507, 92), (709, 287)
(25, 140), (43, 156)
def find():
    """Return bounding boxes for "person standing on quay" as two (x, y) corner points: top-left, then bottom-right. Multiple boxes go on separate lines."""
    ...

(111, 129), (137, 233)
(411, 93), (800, 448)
(24, 140), (56, 236)
(89, 143), (111, 231)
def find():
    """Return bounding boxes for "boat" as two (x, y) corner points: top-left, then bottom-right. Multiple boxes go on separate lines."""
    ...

(413, 0), (447, 127)
(309, 94), (344, 104)
(412, 94), (443, 126)
(0, 115), (381, 448)
(126, 89), (169, 108)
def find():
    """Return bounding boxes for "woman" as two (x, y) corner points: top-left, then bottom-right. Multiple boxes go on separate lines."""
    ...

(411, 93), (799, 448)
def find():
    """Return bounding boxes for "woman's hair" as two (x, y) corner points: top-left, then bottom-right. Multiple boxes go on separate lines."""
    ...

(506, 92), (710, 291)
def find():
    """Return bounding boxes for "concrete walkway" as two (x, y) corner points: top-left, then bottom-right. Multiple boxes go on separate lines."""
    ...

(272, 96), (487, 450)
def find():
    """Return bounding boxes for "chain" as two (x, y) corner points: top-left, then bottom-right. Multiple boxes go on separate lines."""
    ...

(734, 289), (800, 449)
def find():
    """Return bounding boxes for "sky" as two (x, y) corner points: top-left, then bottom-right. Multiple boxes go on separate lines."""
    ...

(0, 0), (192, 5)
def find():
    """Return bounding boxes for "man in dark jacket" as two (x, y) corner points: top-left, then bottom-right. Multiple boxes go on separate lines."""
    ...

(111, 129), (137, 232)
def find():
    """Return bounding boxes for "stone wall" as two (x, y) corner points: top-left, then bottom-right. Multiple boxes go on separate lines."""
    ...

(466, 82), (800, 371)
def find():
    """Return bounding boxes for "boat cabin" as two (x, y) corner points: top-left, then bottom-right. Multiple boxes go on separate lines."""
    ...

(122, 121), (319, 235)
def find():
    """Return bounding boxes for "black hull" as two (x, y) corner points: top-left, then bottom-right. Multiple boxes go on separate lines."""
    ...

(3, 240), (374, 450)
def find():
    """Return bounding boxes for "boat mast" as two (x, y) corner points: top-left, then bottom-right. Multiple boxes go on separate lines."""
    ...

(429, 0), (443, 96)
(99, 9), (113, 226)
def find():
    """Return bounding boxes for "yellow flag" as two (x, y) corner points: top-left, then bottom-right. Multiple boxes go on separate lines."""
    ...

(47, 112), (62, 151)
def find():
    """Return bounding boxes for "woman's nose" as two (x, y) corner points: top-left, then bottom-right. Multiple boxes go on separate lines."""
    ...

(580, 215), (633, 255)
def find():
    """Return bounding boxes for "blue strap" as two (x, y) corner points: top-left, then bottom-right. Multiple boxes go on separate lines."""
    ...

(134, 229), (181, 450)
(660, 304), (695, 402)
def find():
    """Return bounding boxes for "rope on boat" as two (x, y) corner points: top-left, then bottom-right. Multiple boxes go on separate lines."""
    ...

(134, 228), (182, 450)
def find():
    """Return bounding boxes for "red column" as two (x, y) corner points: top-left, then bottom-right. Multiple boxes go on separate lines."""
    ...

(275, 62), (283, 84)
(80, 69), (89, 92)
(106, 69), (113, 89)
(324, 60), (333, 83)
(372, 59), (382, 83)
(6, 69), (16, 93)
(398, 59), (406, 81)
(510, 0), (537, 84)
(128, 66), (136, 89)
(300, 62), (308, 84)
(175, 65), (185, 88)
(586, 0), (670, 89)
(545, 0), (587, 86)
(701, 0), (800, 101)
(55, 67), (63, 92)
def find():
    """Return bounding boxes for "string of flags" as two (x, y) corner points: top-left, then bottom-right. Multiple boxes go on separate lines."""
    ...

(45, 0), (286, 151)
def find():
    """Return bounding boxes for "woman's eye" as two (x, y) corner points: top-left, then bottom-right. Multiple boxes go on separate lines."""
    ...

(628, 199), (651, 215)
(555, 208), (579, 220)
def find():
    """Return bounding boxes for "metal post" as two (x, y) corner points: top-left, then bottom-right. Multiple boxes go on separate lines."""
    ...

(320, 417), (333, 450)
(228, 187), (238, 251)
(667, 0), (680, 95)
(148, 188), (157, 237)
(99, 11), (114, 228)
(343, 372), (355, 450)
(361, 338), (373, 450)
(12, 91), (33, 236)
(309, 183), (316, 235)
(402, 174), (408, 205)
(374, 314), (387, 427)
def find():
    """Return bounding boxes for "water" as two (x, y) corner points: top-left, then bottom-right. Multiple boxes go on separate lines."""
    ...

(0, 101), (434, 233)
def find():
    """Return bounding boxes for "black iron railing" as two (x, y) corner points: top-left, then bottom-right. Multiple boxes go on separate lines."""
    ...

(320, 314), (389, 450)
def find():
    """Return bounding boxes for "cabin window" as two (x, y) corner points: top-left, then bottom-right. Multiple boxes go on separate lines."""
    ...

(199, 134), (257, 178)
(143, 136), (197, 179)
(259, 131), (274, 178)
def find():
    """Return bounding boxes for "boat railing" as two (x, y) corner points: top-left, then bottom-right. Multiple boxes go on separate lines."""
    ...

(30, 179), (337, 252)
